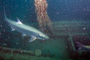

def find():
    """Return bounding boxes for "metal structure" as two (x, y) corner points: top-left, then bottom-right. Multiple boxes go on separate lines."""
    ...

(53, 21), (90, 58)
(0, 21), (90, 59)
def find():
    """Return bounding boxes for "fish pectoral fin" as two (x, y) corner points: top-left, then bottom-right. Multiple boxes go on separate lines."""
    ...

(29, 36), (36, 42)
(22, 33), (26, 36)
(10, 26), (15, 31)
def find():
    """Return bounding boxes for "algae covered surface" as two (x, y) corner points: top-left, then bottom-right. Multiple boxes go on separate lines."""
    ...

(0, 51), (72, 60)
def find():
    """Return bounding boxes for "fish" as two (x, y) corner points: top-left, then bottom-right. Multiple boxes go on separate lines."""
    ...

(2, 43), (7, 46)
(4, 9), (49, 42)
(76, 42), (90, 51)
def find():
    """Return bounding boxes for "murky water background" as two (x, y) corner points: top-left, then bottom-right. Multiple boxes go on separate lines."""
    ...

(0, 0), (90, 59)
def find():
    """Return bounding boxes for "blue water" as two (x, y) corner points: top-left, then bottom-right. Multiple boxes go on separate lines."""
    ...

(1, 0), (90, 21)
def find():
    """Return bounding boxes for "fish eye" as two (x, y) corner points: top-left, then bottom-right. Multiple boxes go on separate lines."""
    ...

(39, 34), (42, 36)
(39, 34), (44, 36)
(36, 33), (42, 37)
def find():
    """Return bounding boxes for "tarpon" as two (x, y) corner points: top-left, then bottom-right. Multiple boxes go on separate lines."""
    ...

(4, 15), (49, 42)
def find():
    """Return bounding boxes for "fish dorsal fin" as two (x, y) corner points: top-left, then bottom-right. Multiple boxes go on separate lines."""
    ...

(29, 36), (36, 42)
(17, 18), (23, 24)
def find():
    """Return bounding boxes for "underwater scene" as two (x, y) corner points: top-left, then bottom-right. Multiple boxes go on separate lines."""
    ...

(0, 0), (90, 60)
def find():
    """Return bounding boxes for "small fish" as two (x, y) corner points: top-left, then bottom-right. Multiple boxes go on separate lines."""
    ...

(76, 42), (90, 51)
(2, 43), (7, 46)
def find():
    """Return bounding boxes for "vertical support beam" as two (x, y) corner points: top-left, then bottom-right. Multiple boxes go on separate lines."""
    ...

(69, 34), (76, 51)
(86, 34), (90, 40)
